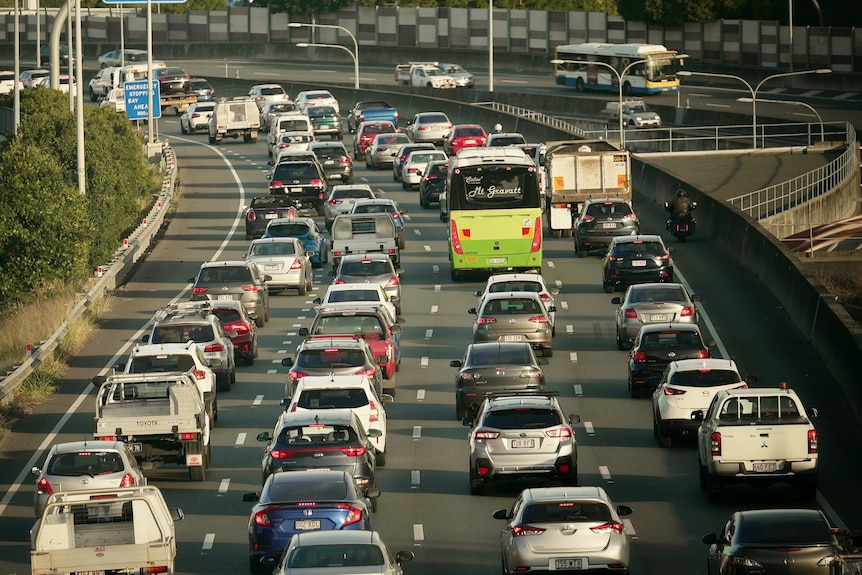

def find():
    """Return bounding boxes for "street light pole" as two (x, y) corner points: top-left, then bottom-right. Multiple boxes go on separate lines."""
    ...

(738, 96), (825, 143)
(289, 22), (359, 89)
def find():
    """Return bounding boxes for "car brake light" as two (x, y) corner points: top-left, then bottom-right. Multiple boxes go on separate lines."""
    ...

(511, 525), (545, 537)
(289, 259), (302, 270)
(334, 278), (345, 284)
(477, 317), (497, 325)
(270, 449), (293, 459)
(697, 348), (710, 358)
(335, 503), (363, 526)
(473, 429), (500, 441)
(241, 284), (260, 292)
(450, 220), (464, 254)
(339, 157), (352, 165)
(247, 211), (256, 221)
(545, 427), (572, 439)
(633, 350), (647, 363)
(204, 343), (224, 353)
(329, 199), (340, 205)
(289, 370), (308, 381)
(623, 213), (638, 221)
(341, 447), (366, 456)
(192, 369), (208, 380)
(528, 315), (548, 323)
(232, 323), (250, 335)
(369, 399), (378, 423)
(680, 306), (695, 317)
(624, 308), (638, 319)
(193, 287), (208, 294)
(539, 293), (551, 301)
(530, 217), (542, 252)
(590, 522), (624, 534)
(311, 178), (324, 187)
(179, 432), (198, 440)
(808, 429), (818, 454)
(36, 478), (53, 495)
(118, 473), (135, 486)
(254, 506), (276, 527)
(385, 275), (399, 287)
(663, 387), (686, 395)
(408, 167), (419, 174)
(270, 180), (283, 188)
(656, 253), (670, 260)
(191, 113), (200, 119)
(582, 215), (595, 223)
(711, 431), (721, 455)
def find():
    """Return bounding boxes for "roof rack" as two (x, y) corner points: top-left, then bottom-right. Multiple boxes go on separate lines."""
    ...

(154, 300), (213, 321)
(485, 391), (560, 400)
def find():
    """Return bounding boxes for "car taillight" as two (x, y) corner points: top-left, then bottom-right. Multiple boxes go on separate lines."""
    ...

(511, 524), (545, 537)
(192, 287), (208, 294)
(339, 157), (352, 165)
(545, 427), (572, 439)
(711, 432), (721, 455)
(241, 284), (261, 292)
(624, 308), (638, 319)
(376, 146), (386, 152)
(458, 373), (474, 382)
(539, 293), (551, 301)
(450, 219), (463, 254)
(590, 522), (624, 534)
(289, 370), (308, 381)
(247, 211), (257, 221)
(270, 449), (293, 459)
(233, 323), (250, 335)
(385, 275), (399, 287)
(623, 213), (638, 221)
(520, 370), (542, 378)
(119, 473), (135, 487)
(341, 447), (366, 457)
(408, 167), (419, 174)
(680, 306), (695, 317)
(369, 400), (378, 423)
(254, 506), (276, 527)
(204, 343), (224, 353)
(633, 350), (647, 363)
(335, 503), (363, 526)
(656, 253), (670, 260)
(477, 317), (496, 325)
(36, 478), (53, 495)
(311, 178), (324, 187)
(697, 348), (710, 358)
(473, 429), (500, 441)
(530, 217), (542, 252)
(356, 368), (377, 379)
(329, 199), (340, 205)
(334, 278), (345, 284)
(289, 259), (302, 270)
(664, 387), (686, 395)
(808, 429), (818, 454)
(179, 432), (198, 440)
(270, 180), (283, 188)
(192, 369), (208, 380)
(191, 113), (200, 119)
(528, 315), (548, 323)
(582, 215), (595, 223)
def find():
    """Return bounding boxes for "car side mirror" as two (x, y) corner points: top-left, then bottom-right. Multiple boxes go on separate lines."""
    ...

(281, 357), (294, 367)
(256, 431), (272, 442)
(744, 375), (758, 385)
(312, 297), (322, 305)
(365, 487), (381, 499)
(668, 246), (676, 254)
(616, 505), (633, 517)
(706, 340), (716, 347)
(113, 362), (126, 371)
(298, 327), (309, 336)
(395, 551), (414, 564)
(569, 414), (581, 425)
(546, 305), (557, 313)
(266, 174), (272, 181)
(170, 508), (185, 522)
(227, 330), (239, 338)
(537, 357), (549, 365)
(691, 294), (702, 302)
(462, 416), (474, 428)
(492, 509), (509, 520)
(467, 307), (477, 315)
(473, 290), (482, 297)
(807, 407), (819, 419)
(376, 355), (388, 365)
(390, 323), (403, 333)
(610, 297), (622, 305)
(267, 160), (274, 166)
(690, 410), (704, 422)
(450, 360), (462, 368)
(209, 358), (223, 368)
(241, 492), (259, 503)
(367, 428), (382, 438)
(92, 375), (108, 387)
(550, 288), (560, 295)
(379, 394), (394, 404)
(702, 533), (719, 545)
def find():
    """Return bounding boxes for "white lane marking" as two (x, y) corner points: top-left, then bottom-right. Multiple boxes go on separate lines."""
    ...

(501, 79), (528, 84)
(425, 329), (433, 338)
(566, 325), (573, 334)
(705, 103), (730, 108)
(291, 323), (301, 327)
(296, 315), (306, 320)
(835, 92), (858, 100)
(286, 331), (297, 335)
(253, 395), (264, 406)
(271, 359), (281, 363)
(277, 349), (288, 354)
(434, 284), (441, 292)
(420, 357), (429, 367)
(599, 465), (613, 482)
(218, 479), (230, 493)
(412, 426), (422, 439)
(570, 352), (578, 363)
(413, 524), (425, 541)
(430, 305), (438, 313)
(561, 301), (568, 310)
(267, 369), (278, 374)
(584, 422), (595, 435)
(202, 533), (215, 550)
(623, 518), (638, 539)
(574, 384), (583, 396)
(414, 229), (421, 235)
(416, 389), (426, 401)
(301, 308), (311, 312)
(432, 265), (439, 273)
(555, 279), (562, 287)
(424, 245), (431, 252)
(282, 340), (293, 345)
(675, 269), (729, 359)
(547, 260), (555, 268)
(235, 432), (247, 446)
(411, 470), (420, 485)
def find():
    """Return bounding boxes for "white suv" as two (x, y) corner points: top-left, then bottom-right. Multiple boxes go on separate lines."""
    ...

(121, 341), (219, 425)
(142, 301), (236, 391)
(313, 283), (399, 321)
(284, 374), (392, 465)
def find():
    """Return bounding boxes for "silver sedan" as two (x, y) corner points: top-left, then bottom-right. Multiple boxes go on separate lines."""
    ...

(244, 237), (313, 296)
(611, 282), (701, 349)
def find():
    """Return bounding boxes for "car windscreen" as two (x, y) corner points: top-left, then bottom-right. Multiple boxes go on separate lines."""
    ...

(288, 544), (384, 569)
(669, 369), (741, 387)
(297, 349), (367, 369)
(484, 408), (562, 429)
(152, 324), (214, 344)
(341, 260), (392, 276)
(296, 388), (369, 409)
(267, 223), (311, 237)
(522, 502), (611, 524)
(250, 242), (297, 256)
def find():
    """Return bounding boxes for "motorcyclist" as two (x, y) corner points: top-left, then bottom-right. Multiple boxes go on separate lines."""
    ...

(666, 189), (694, 228)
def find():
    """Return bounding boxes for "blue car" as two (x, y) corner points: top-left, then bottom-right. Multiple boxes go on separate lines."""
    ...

(262, 217), (329, 267)
(243, 470), (379, 573)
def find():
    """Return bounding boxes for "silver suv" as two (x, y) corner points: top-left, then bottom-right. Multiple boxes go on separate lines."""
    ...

(281, 335), (384, 398)
(143, 301), (236, 391)
(463, 392), (580, 495)
(188, 260), (271, 327)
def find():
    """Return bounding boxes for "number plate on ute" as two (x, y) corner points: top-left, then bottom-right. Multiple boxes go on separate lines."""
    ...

(552, 558), (587, 570)
(290, 187), (303, 193)
(753, 462), (777, 473)
(631, 260), (647, 267)
(511, 439), (535, 449)
(295, 520), (321, 530)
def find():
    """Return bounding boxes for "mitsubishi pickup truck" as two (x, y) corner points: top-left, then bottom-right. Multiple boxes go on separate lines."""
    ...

(92, 372), (211, 481)
(693, 384), (819, 503)
(30, 485), (183, 575)
(330, 212), (399, 269)
(600, 99), (662, 128)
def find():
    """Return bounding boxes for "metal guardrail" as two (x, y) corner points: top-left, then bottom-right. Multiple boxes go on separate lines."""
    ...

(473, 101), (589, 139)
(0, 141), (178, 403)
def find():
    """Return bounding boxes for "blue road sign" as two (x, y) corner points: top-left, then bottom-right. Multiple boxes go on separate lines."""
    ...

(124, 81), (161, 121)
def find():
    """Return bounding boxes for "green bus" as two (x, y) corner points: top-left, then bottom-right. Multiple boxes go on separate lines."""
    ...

(446, 148), (543, 281)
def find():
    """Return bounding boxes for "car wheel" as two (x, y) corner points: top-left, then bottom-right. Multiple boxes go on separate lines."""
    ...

(370, 494), (379, 513)
(398, 237), (405, 249)
(698, 460), (708, 490)
(249, 557), (267, 574)
(420, 197), (429, 209)
(189, 461), (206, 481)
(575, 77), (585, 92)
(706, 474), (723, 503)
(89, 87), (97, 102)
(255, 315), (264, 328)
(245, 352), (255, 366)
(402, 180), (408, 191)
(217, 372), (230, 392)
(604, 283), (615, 293)
(551, 228), (562, 238)
(375, 450), (386, 467)
(616, 330), (627, 351)
(456, 407), (467, 421)
(253, 338), (259, 359)
(297, 279), (307, 296)
(658, 430), (672, 449)
(799, 474), (818, 501)
(229, 366), (236, 385)
(208, 135), (216, 145)
(562, 464), (578, 486)
(628, 377), (639, 398)
(469, 472), (485, 495)
(543, 347), (553, 358)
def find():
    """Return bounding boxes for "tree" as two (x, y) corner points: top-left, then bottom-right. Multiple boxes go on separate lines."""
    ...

(252, 0), (352, 15)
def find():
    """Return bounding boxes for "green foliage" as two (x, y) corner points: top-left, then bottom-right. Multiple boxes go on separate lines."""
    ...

(253, 0), (352, 16)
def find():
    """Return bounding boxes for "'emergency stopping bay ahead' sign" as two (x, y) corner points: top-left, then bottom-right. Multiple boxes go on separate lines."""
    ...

(124, 80), (161, 120)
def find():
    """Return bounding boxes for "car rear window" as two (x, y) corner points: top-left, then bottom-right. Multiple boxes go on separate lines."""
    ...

(128, 354), (195, 373)
(522, 502), (611, 523)
(586, 202), (632, 218)
(277, 424), (357, 445)
(308, 106), (336, 116)
(421, 114), (448, 124)
(365, 124), (395, 135)
(669, 369), (740, 387)
(199, 267), (253, 283)
(614, 241), (666, 256)
(266, 479), (347, 503)
(334, 189), (374, 200)
(313, 146), (347, 160)
(458, 127), (485, 137)
(353, 204), (394, 215)
(280, 133), (314, 144)
(314, 315), (385, 337)
(212, 308), (242, 323)
(341, 260), (392, 276)
(267, 222), (311, 237)
(250, 242), (296, 256)
(296, 388), (369, 409)
(628, 286), (686, 303)
(639, 330), (702, 348)
(719, 396), (801, 421)
(48, 451), (124, 475)
(288, 544), (384, 569)
(261, 87), (285, 95)
(470, 346), (533, 366)
(737, 514), (832, 545)
(152, 324), (215, 344)
(327, 289), (382, 304)
(427, 164), (448, 177)
(482, 298), (542, 315)
(277, 119), (310, 131)
(269, 103), (297, 114)
(273, 163), (317, 181)
(297, 349), (367, 369)
(484, 408), (562, 429)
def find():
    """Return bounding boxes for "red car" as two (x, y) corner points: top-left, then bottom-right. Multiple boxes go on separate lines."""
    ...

(211, 300), (259, 365)
(352, 121), (397, 160)
(443, 124), (487, 156)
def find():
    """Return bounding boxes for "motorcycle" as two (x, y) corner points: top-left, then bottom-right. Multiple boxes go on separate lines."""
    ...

(664, 200), (697, 242)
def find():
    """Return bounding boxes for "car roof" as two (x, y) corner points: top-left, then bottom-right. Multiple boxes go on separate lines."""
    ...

(293, 530), (380, 546)
(296, 375), (374, 389)
(612, 234), (664, 244)
(277, 408), (356, 426)
(667, 358), (739, 372)
(50, 440), (127, 454)
(200, 260), (251, 269)
(131, 342), (198, 355)
(520, 486), (609, 503)
(638, 323), (701, 334)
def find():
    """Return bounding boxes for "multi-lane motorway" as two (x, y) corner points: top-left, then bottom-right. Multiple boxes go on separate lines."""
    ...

(1, 72), (861, 575)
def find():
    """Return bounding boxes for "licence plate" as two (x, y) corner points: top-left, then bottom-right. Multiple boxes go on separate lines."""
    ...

(511, 439), (535, 449)
(290, 187), (303, 193)
(650, 314), (669, 322)
(489, 257), (506, 264)
(501, 335), (524, 342)
(465, 139), (476, 144)
(76, 571), (105, 575)
(217, 294), (234, 300)
(265, 213), (278, 219)
(631, 260), (647, 267)
(295, 520), (321, 530)
(552, 558), (587, 570)
(264, 264), (279, 271)
(753, 462), (777, 472)
(602, 222), (617, 229)
(129, 443), (143, 453)
(324, 159), (334, 165)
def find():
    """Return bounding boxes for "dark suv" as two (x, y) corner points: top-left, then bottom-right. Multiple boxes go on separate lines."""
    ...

(267, 160), (327, 215)
(310, 141), (354, 185)
(575, 198), (640, 258)
(281, 335), (384, 398)
(627, 323), (712, 397)
(419, 159), (448, 208)
(152, 66), (191, 94)
(602, 234), (674, 293)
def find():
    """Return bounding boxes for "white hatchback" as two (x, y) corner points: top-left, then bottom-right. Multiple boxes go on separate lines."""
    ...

(401, 149), (448, 190)
(474, 273), (560, 334)
(284, 374), (392, 464)
(314, 283), (399, 321)
(652, 358), (755, 448)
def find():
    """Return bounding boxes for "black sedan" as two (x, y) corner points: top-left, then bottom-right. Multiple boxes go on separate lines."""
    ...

(256, 409), (379, 488)
(627, 323), (713, 398)
(450, 342), (547, 420)
(602, 234), (674, 293)
(243, 470), (379, 573)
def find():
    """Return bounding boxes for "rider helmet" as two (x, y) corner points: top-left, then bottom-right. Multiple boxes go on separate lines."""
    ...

(676, 189), (686, 198)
